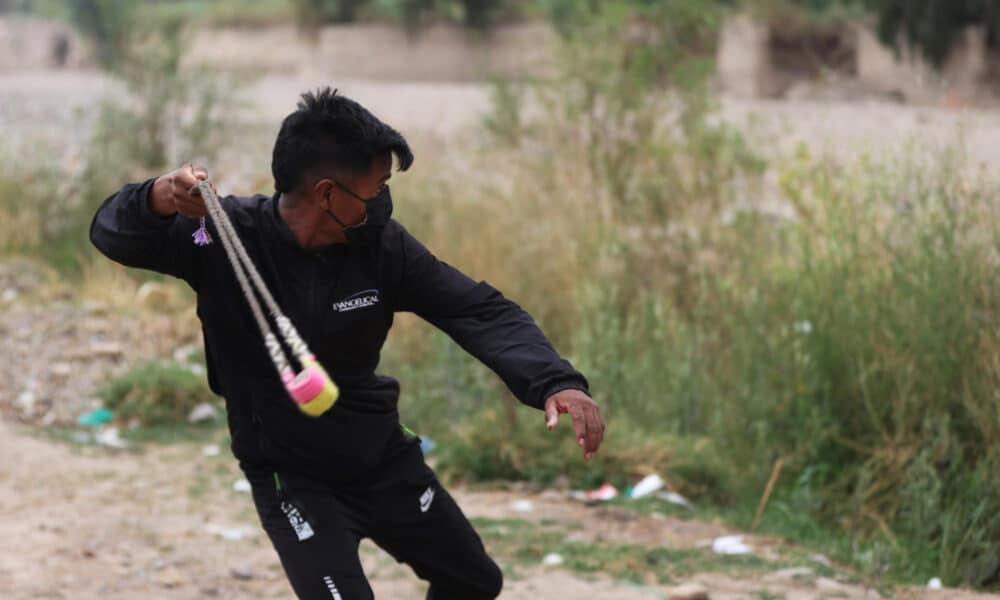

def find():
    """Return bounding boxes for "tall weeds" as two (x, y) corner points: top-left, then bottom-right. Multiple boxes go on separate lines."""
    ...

(386, 1), (1000, 587)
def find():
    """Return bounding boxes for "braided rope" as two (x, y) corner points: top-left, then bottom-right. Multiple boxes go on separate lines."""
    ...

(196, 181), (313, 366)
(196, 180), (293, 376)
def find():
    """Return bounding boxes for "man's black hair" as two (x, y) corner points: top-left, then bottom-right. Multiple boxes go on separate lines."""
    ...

(271, 87), (414, 194)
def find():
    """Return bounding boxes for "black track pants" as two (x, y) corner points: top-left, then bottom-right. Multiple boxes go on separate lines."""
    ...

(245, 444), (503, 600)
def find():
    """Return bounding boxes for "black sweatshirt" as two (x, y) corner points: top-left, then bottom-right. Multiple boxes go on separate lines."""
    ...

(89, 179), (588, 481)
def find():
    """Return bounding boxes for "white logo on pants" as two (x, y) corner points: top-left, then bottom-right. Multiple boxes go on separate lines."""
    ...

(419, 486), (435, 513)
(323, 575), (343, 600)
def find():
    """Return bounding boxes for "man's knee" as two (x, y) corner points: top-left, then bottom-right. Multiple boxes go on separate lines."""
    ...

(426, 558), (502, 600)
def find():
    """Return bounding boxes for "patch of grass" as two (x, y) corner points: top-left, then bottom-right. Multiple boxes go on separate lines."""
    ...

(99, 360), (220, 427)
(472, 515), (812, 586)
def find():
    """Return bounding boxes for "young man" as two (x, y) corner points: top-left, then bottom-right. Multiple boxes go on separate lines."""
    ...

(90, 88), (604, 599)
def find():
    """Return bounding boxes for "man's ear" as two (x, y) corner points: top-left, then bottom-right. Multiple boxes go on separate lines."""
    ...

(313, 178), (335, 204)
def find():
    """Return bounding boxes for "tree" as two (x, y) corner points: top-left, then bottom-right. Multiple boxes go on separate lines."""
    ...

(872, 0), (999, 67)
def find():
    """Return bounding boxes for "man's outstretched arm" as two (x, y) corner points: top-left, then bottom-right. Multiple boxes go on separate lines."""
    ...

(389, 225), (605, 458)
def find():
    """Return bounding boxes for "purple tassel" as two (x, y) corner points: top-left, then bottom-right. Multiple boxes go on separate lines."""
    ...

(192, 217), (212, 246)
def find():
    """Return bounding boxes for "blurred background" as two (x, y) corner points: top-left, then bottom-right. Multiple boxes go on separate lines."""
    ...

(1, 1), (999, 598)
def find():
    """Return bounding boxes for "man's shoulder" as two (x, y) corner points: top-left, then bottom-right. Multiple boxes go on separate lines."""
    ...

(221, 193), (271, 227)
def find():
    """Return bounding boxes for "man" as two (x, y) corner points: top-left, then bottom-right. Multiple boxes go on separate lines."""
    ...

(90, 87), (604, 599)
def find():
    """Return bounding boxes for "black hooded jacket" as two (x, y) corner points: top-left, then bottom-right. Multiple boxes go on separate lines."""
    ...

(90, 179), (589, 481)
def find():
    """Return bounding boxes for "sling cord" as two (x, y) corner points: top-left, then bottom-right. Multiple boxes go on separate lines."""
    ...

(194, 180), (339, 416)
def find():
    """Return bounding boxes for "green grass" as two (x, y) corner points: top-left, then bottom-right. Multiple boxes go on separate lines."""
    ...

(471, 515), (837, 587)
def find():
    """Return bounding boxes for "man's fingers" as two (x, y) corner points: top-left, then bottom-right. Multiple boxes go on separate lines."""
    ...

(190, 164), (208, 180)
(569, 406), (587, 447)
(583, 405), (602, 455)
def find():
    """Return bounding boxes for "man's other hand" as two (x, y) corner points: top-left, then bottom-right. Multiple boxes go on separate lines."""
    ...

(544, 389), (605, 460)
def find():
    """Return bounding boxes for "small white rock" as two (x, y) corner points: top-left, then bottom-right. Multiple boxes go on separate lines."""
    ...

(816, 576), (852, 597)
(230, 565), (253, 580)
(927, 577), (943, 589)
(187, 402), (218, 424)
(49, 362), (73, 377)
(202, 445), (221, 457)
(16, 388), (36, 413)
(542, 553), (563, 566)
(232, 479), (251, 493)
(810, 553), (833, 567)
(666, 582), (710, 600)
(510, 499), (534, 512)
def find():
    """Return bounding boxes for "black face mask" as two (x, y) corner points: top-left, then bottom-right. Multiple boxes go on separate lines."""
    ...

(325, 184), (393, 247)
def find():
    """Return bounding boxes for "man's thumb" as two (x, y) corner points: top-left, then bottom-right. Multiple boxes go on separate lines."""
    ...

(545, 403), (559, 430)
(191, 165), (209, 181)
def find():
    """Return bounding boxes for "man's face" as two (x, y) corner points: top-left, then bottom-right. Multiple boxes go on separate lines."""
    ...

(313, 152), (393, 229)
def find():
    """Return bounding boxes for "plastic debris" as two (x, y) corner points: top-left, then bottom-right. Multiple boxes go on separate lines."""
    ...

(656, 491), (694, 509)
(927, 577), (943, 590)
(629, 474), (665, 499)
(202, 445), (221, 457)
(95, 427), (128, 449)
(712, 535), (752, 555)
(188, 402), (219, 424)
(420, 437), (436, 453)
(78, 407), (114, 426)
(585, 483), (619, 502)
(542, 553), (563, 566)
(510, 499), (534, 513)
(232, 479), (251, 493)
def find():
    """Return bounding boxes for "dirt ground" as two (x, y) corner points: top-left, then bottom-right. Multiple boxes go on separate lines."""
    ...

(2, 419), (998, 600)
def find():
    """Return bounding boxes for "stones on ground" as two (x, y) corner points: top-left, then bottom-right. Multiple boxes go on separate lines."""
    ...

(809, 552), (833, 567)
(232, 478), (251, 493)
(156, 566), (184, 588)
(542, 553), (563, 566)
(816, 576), (853, 597)
(187, 402), (218, 424)
(202, 444), (221, 457)
(510, 499), (534, 512)
(49, 361), (72, 377)
(927, 576), (943, 589)
(666, 582), (710, 600)
(16, 381), (36, 413)
(763, 566), (815, 583)
(88, 340), (123, 358)
(230, 564), (253, 580)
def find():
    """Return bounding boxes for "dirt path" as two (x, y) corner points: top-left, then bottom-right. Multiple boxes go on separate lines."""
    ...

(1, 419), (996, 600)
(4, 70), (1000, 170)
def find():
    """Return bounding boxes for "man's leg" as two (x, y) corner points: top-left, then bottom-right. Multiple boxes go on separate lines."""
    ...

(366, 446), (503, 600)
(247, 468), (374, 600)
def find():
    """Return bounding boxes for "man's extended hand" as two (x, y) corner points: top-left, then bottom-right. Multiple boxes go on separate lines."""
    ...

(544, 389), (605, 460)
(150, 163), (214, 218)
